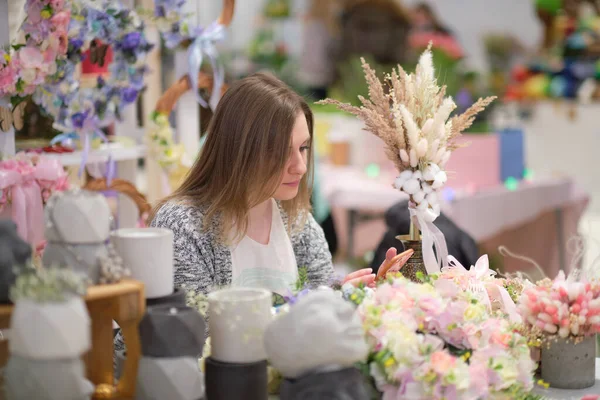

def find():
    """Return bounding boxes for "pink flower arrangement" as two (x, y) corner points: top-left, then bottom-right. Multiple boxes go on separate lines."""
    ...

(519, 271), (600, 339)
(0, 0), (70, 98)
(347, 275), (536, 400)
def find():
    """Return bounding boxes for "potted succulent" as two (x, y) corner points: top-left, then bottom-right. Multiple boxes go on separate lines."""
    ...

(519, 271), (600, 389)
(5, 265), (93, 400)
(42, 189), (114, 284)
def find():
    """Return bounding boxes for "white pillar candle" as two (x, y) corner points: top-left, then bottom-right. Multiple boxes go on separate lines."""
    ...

(110, 228), (174, 299)
(208, 288), (272, 364)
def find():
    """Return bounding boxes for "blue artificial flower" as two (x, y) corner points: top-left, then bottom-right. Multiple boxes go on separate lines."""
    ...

(71, 110), (90, 129)
(154, 5), (166, 17)
(119, 32), (141, 50)
(163, 32), (184, 49)
(69, 38), (84, 51)
(284, 288), (311, 305)
(120, 87), (138, 104)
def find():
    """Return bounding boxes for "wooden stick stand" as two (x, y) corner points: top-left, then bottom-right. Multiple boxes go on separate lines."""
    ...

(0, 280), (145, 400)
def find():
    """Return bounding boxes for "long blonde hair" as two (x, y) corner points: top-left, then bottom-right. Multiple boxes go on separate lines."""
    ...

(151, 73), (314, 244)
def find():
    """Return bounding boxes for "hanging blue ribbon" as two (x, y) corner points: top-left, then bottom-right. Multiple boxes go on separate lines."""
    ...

(50, 132), (79, 146)
(188, 22), (226, 111)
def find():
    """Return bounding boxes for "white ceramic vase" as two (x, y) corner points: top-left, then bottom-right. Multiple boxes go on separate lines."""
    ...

(44, 190), (112, 282)
(110, 228), (174, 299)
(136, 356), (204, 400)
(5, 356), (94, 400)
(9, 297), (91, 359)
(45, 190), (111, 244)
(208, 287), (272, 363)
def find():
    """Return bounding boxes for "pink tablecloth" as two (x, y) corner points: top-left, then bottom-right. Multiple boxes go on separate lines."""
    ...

(321, 164), (589, 277)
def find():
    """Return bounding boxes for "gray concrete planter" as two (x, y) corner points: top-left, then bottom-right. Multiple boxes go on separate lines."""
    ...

(139, 305), (206, 358)
(5, 356), (94, 400)
(541, 335), (596, 389)
(135, 356), (204, 400)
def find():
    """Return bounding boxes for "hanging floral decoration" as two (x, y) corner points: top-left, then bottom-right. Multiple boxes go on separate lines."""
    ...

(148, 0), (230, 110)
(0, 0), (71, 131)
(32, 0), (153, 175)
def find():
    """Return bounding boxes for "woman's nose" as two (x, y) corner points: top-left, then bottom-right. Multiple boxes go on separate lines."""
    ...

(289, 151), (307, 175)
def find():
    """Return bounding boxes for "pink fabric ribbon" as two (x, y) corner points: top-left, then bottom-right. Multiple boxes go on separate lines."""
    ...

(0, 157), (66, 245)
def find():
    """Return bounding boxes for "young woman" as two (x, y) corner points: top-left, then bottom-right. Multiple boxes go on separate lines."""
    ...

(149, 73), (403, 297)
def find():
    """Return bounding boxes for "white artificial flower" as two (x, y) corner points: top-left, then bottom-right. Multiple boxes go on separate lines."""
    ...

(400, 170), (413, 179)
(20, 68), (36, 83)
(413, 190), (425, 204)
(403, 179), (420, 195)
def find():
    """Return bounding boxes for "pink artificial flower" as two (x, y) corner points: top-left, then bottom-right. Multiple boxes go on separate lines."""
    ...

(17, 47), (45, 70)
(430, 351), (456, 375)
(490, 331), (512, 348)
(50, 10), (71, 35)
(25, 1), (44, 24)
(0, 64), (17, 95)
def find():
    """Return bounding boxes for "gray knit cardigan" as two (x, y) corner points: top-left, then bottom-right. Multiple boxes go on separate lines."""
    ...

(150, 201), (335, 296)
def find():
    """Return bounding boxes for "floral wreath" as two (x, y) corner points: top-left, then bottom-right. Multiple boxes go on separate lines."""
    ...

(0, 0), (71, 131)
(145, 1), (235, 193)
(32, 0), (153, 175)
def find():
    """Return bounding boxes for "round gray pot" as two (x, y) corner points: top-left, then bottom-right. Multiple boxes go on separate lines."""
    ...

(541, 335), (596, 389)
(205, 357), (267, 400)
(139, 305), (206, 358)
(279, 367), (370, 400)
(146, 287), (187, 308)
(136, 356), (204, 400)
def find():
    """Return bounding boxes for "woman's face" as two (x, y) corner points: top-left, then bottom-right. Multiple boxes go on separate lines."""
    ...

(273, 113), (310, 201)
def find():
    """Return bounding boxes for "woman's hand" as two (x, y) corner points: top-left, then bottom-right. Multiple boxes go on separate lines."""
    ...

(343, 268), (377, 288)
(376, 247), (414, 279)
(342, 248), (415, 288)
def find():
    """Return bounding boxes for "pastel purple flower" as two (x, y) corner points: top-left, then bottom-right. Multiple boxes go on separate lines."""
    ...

(71, 111), (90, 129)
(120, 87), (138, 104)
(120, 32), (141, 50)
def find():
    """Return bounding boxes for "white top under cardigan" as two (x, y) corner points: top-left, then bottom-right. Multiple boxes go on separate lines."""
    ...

(229, 199), (298, 295)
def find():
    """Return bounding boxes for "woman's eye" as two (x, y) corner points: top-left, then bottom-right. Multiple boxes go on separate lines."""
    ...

(300, 145), (310, 152)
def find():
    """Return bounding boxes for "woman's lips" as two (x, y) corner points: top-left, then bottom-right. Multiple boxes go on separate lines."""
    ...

(283, 180), (300, 187)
